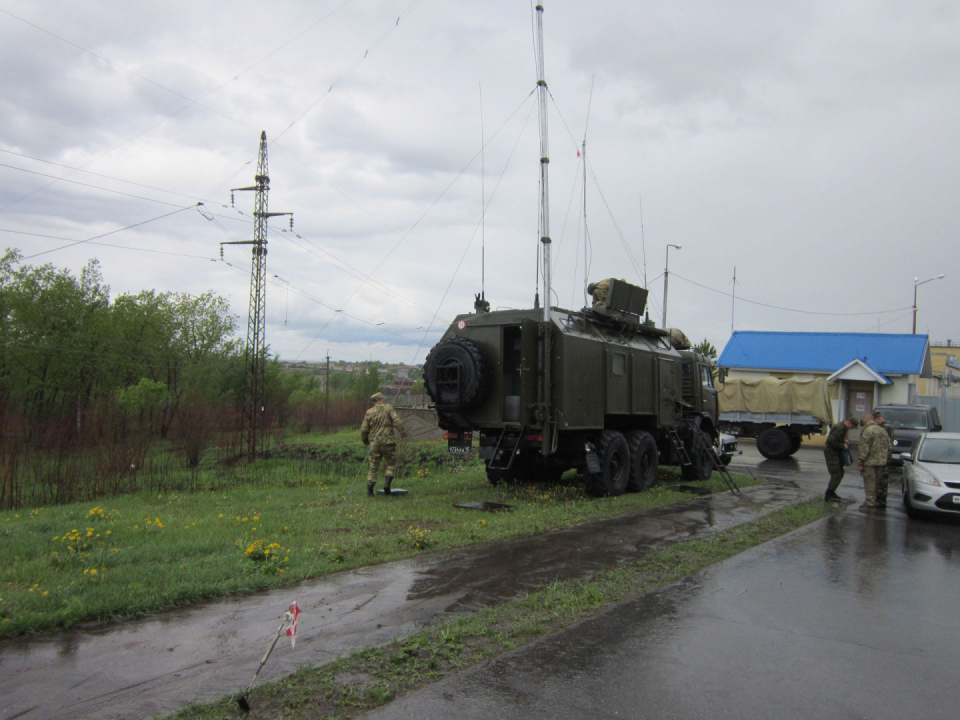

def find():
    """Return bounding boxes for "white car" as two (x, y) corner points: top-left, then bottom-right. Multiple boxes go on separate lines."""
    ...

(901, 432), (960, 518)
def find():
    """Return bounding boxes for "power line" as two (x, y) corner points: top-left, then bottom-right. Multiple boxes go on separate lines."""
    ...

(17, 204), (200, 261)
(670, 272), (914, 317)
(0, 227), (217, 262)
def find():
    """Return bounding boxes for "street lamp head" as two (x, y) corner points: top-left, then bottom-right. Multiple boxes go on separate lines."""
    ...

(668, 243), (682, 250)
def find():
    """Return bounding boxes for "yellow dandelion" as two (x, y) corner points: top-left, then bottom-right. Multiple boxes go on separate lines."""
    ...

(218, 514), (223, 519)
(253, 516), (259, 521)
(43, 591), (49, 596)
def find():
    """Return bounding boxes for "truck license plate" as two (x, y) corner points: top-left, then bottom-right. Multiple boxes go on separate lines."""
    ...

(448, 440), (471, 454)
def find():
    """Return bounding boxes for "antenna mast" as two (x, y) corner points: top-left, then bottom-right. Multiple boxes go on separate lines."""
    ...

(535, 2), (552, 322)
(224, 131), (293, 460)
(582, 76), (594, 304)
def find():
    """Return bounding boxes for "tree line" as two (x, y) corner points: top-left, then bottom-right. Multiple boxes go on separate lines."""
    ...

(0, 250), (375, 508)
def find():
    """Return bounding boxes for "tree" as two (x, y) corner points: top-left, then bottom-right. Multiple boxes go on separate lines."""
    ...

(693, 338), (718, 361)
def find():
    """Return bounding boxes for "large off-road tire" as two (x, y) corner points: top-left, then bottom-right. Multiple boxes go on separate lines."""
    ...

(757, 427), (792, 460)
(424, 336), (491, 410)
(787, 433), (803, 456)
(627, 430), (659, 491)
(681, 437), (714, 481)
(585, 430), (631, 497)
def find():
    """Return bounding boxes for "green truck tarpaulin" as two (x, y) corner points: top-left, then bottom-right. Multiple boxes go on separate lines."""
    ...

(718, 377), (833, 423)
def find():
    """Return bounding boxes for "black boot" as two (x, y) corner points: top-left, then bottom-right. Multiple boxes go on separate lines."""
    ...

(383, 475), (393, 495)
(367, 483), (374, 497)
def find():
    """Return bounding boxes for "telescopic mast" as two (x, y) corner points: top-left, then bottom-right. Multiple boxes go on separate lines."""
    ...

(535, 3), (551, 323)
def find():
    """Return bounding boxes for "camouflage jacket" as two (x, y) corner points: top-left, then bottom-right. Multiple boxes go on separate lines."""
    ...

(857, 421), (892, 467)
(876, 420), (895, 458)
(824, 423), (848, 455)
(360, 403), (407, 446)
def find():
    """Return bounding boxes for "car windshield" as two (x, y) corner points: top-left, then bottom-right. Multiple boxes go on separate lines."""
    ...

(918, 438), (960, 464)
(879, 408), (928, 430)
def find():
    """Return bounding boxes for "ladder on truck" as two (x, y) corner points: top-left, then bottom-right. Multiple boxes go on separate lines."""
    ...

(486, 426), (525, 471)
(669, 426), (740, 495)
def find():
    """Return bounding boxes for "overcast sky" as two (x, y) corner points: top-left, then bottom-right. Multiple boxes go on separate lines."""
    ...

(2, 0), (958, 363)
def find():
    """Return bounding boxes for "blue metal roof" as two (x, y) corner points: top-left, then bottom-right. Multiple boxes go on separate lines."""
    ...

(717, 332), (930, 375)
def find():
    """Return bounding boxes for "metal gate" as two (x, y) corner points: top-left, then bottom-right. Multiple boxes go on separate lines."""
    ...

(915, 395), (960, 432)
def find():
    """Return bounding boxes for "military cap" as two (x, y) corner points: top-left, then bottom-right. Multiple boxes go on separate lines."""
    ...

(587, 282), (597, 294)
(370, 392), (385, 402)
(845, 416), (859, 427)
(872, 408), (884, 418)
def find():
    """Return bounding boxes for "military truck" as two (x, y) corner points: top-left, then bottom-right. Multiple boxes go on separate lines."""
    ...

(423, 280), (727, 496)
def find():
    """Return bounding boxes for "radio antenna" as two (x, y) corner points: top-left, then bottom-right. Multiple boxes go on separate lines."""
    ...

(479, 82), (486, 305)
(582, 75), (594, 304)
(535, 2), (552, 323)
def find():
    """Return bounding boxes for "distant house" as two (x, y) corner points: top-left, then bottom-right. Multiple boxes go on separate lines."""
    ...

(930, 341), (960, 386)
(717, 332), (935, 424)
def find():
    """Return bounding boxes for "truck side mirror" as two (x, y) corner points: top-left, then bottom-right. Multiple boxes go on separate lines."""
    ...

(717, 367), (726, 383)
(933, 424), (943, 432)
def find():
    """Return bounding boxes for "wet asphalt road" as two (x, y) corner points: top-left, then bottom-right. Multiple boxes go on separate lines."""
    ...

(366, 451), (960, 720)
(0, 443), (887, 720)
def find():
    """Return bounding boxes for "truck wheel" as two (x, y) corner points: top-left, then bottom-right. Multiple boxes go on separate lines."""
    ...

(787, 434), (803, 456)
(424, 336), (491, 410)
(486, 467), (519, 486)
(757, 428), (791, 459)
(681, 440), (714, 481)
(627, 430), (658, 491)
(585, 430), (631, 497)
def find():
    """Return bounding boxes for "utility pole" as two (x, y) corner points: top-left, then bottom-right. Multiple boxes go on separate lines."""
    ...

(731, 266), (737, 333)
(222, 131), (293, 460)
(325, 352), (330, 434)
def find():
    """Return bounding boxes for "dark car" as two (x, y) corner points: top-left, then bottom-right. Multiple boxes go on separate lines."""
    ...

(873, 404), (943, 464)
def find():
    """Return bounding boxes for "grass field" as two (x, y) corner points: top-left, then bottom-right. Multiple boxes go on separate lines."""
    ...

(0, 431), (757, 637)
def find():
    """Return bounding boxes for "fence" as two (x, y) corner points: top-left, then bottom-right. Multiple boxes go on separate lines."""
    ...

(915, 395), (960, 432)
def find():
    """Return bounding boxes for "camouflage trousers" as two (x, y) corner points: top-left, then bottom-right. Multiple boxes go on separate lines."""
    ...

(824, 451), (845, 494)
(367, 442), (398, 485)
(861, 465), (885, 507)
(876, 463), (895, 505)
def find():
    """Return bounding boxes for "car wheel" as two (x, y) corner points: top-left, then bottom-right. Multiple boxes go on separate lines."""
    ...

(902, 483), (921, 519)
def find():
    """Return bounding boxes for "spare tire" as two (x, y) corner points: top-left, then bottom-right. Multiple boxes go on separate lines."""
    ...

(424, 336), (491, 410)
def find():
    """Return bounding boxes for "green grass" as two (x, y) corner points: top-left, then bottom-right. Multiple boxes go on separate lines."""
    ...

(168, 498), (836, 720)
(0, 433), (757, 637)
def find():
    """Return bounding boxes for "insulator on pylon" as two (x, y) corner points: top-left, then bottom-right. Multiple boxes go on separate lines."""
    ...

(219, 246), (224, 259)
(230, 192), (235, 207)
(289, 216), (294, 229)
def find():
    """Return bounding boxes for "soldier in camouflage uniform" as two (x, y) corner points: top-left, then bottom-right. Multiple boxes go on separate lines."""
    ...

(587, 278), (625, 307)
(823, 416), (858, 502)
(872, 409), (896, 507)
(360, 392), (407, 496)
(857, 412), (893, 510)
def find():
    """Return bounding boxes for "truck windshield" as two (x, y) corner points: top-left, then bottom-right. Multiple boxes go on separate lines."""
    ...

(879, 408), (928, 430)
(918, 438), (960, 464)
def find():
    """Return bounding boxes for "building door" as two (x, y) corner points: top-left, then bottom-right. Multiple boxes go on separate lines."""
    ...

(845, 385), (874, 440)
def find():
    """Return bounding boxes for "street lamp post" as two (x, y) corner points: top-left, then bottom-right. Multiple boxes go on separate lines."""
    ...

(662, 244), (681, 328)
(913, 274), (945, 334)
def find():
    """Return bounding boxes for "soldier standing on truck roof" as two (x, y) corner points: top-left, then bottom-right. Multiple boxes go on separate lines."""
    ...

(858, 412), (893, 510)
(360, 392), (407, 496)
(872, 409), (896, 506)
(823, 416), (858, 502)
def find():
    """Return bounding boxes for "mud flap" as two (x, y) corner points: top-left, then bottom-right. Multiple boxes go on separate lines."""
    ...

(585, 451), (601, 475)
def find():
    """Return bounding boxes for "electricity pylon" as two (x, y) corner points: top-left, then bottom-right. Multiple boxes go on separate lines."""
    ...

(222, 131), (292, 460)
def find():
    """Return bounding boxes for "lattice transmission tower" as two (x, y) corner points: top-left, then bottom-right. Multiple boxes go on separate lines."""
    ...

(223, 131), (292, 460)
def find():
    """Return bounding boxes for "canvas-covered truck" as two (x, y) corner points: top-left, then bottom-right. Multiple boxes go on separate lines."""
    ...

(716, 376), (832, 459)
